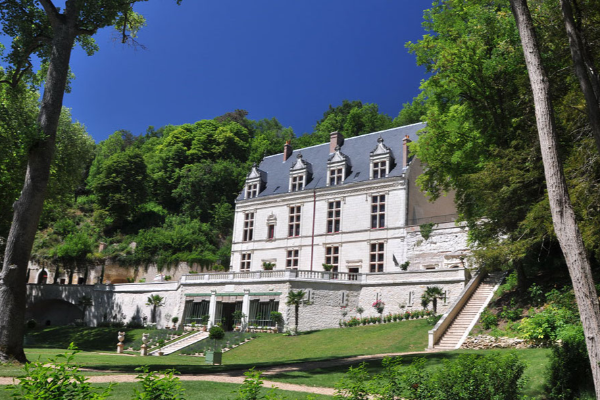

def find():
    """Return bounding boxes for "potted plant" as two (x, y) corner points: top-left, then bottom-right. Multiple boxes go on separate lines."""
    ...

(205, 326), (225, 365)
(156, 339), (165, 356)
(201, 315), (209, 331)
(232, 310), (245, 331)
(270, 311), (283, 333)
(262, 261), (275, 271)
(322, 263), (334, 272)
(171, 316), (179, 329)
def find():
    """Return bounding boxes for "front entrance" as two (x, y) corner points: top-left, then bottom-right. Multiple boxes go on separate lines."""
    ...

(220, 302), (237, 331)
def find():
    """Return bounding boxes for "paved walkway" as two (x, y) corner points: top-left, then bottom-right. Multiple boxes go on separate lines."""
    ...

(0, 350), (439, 396)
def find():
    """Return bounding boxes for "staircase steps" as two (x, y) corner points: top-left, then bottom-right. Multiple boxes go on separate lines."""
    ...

(433, 272), (504, 350)
(149, 331), (209, 356)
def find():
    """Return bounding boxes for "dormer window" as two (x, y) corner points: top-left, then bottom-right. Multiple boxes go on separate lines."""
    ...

(327, 146), (350, 186)
(291, 175), (304, 192)
(289, 153), (311, 192)
(244, 163), (266, 200)
(246, 183), (258, 199)
(370, 137), (393, 180)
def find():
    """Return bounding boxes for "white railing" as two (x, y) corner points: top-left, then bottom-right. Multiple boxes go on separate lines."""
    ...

(180, 268), (467, 285)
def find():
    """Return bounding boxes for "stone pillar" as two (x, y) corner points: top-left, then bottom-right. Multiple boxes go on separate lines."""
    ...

(140, 333), (149, 356)
(242, 289), (250, 331)
(117, 331), (125, 354)
(208, 290), (217, 327)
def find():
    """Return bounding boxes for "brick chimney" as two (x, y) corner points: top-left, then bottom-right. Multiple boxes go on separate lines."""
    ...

(283, 141), (293, 161)
(402, 135), (412, 168)
(330, 131), (344, 153)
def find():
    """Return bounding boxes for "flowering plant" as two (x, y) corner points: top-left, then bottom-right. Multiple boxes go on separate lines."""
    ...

(372, 300), (385, 314)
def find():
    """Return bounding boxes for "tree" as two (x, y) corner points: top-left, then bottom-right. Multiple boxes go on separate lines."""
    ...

(421, 286), (445, 314)
(509, 0), (600, 396)
(93, 149), (149, 228)
(285, 290), (306, 335)
(146, 294), (164, 324)
(0, 0), (180, 363)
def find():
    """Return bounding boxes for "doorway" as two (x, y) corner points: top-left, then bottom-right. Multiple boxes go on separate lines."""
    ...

(220, 302), (237, 331)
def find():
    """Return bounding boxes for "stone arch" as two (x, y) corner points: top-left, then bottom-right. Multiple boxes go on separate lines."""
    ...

(36, 269), (48, 284)
(25, 299), (82, 326)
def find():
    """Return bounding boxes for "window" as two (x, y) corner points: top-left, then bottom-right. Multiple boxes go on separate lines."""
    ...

(408, 290), (414, 306)
(370, 242), (384, 273)
(268, 224), (275, 240)
(373, 161), (387, 179)
(325, 246), (339, 272)
(246, 183), (258, 199)
(243, 212), (254, 241)
(288, 206), (301, 237)
(240, 253), (251, 271)
(329, 167), (344, 186)
(327, 200), (341, 233)
(291, 175), (304, 192)
(371, 195), (386, 229)
(286, 249), (299, 268)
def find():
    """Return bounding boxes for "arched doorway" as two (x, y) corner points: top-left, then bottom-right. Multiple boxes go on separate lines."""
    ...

(37, 269), (48, 284)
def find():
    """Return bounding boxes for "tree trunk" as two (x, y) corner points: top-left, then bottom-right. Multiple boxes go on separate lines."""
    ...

(515, 261), (528, 291)
(559, 0), (600, 154)
(0, 19), (77, 363)
(295, 304), (299, 332)
(510, 1), (600, 397)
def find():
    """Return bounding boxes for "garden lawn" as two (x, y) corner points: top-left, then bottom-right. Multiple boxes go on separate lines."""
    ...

(0, 381), (332, 400)
(222, 319), (430, 366)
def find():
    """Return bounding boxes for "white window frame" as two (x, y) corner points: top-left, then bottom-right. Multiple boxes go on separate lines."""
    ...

(240, 253), (252, 271)
(371, 195), (386, 229)
(369, 242), (385, 273)
(286, 249), (299, 268)
(327, 200), (341, 233)
(288, 206), (301, 237)
(243, 212), (254, 242)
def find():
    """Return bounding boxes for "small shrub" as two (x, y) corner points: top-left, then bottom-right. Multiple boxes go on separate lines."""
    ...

(546, 325), (594, 399)
(500, 299), (523, 321)
(133, 366), (185, 400)
(427, 314), (442, 326)
(233, 367), (284, 400)
(528, 283), (545, 306)
(518, 305), (575, 343)
(26, 319), (37, 330)
(7, 344), (113, 400)
(419, 223), (435, 240)
(480, 310), (499, 330)
(209, 326), (225, 340)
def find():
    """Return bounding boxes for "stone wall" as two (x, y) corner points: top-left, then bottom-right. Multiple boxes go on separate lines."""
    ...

(461, 335), (539, 349)
(26, 267), (469, 331)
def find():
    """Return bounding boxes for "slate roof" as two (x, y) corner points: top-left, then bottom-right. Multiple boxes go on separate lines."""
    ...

(237, 122), (426, 201)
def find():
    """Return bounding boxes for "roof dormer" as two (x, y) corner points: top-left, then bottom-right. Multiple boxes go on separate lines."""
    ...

(327, 146), (351, 186)
(370, 136), (394, 179)
(289, 153), (312, 192)
(244, 163), (266, 199)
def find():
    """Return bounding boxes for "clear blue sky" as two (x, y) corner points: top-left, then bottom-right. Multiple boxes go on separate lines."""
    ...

(62, 1), (432, 143)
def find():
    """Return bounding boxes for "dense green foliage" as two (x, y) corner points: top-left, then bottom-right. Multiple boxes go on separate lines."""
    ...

(7, 99), (398, 273)
(407, 0), (600, 288)
(333, 353), (526, 400)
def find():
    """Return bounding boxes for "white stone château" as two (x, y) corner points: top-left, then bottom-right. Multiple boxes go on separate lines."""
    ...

(26, 123), (474, 333)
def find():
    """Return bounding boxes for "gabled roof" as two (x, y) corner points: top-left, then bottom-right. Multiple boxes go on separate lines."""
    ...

(237, 122), (425, 200)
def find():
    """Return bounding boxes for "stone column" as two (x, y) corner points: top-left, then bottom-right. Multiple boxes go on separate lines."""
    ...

(242, 289), (250, 331)
(208, 290), (217, 327)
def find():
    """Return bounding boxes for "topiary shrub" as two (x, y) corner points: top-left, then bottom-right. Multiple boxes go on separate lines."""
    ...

(209, 326), (225, 341)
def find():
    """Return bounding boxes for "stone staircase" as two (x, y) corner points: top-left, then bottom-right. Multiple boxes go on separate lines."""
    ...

(434, 272), (504, 350)
(149, 331), (209, 356)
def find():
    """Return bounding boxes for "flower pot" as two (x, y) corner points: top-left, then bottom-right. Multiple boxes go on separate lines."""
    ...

(205, 350), (222, 365)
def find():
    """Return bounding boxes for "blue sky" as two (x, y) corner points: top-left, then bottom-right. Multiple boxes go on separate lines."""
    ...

(62, 1), (432, 143)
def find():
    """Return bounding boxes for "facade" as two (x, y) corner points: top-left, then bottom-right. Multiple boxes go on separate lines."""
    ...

(231, 123), (466, 275)
(26, 123), (474, 332)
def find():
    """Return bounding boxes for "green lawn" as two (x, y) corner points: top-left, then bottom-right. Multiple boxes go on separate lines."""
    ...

(0, 381), (332, 400)
(1, 323), (553, 398)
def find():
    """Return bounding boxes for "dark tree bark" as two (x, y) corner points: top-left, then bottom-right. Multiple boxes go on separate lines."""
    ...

(510, 0), (600, 396)
(0, 4), (78, 363)
(560, 0), (600, 154)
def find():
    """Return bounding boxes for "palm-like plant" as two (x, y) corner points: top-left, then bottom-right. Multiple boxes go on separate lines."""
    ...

(421, 286), (445, 314)
(146, 294), (164, 323)
(286, 290), (306, 334)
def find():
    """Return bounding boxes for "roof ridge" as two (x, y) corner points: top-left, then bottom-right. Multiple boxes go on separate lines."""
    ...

(262, 123), (426, 159)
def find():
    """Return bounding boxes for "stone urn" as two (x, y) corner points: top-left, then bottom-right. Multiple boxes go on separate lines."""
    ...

(117, 331), (125, 354)
(140, 333), (149, 356)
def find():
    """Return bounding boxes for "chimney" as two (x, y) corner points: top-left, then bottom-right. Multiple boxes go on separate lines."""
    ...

(283, 141), (293, 161)
(402, 135), (412, 168)
(330, 131), (344, 153)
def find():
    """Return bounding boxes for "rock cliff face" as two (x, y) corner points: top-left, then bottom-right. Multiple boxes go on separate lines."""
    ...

(461, 335), (542, 349)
